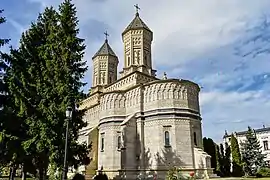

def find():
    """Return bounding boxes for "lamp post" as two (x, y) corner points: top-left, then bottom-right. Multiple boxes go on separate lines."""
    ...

(62, 106), (72, 180)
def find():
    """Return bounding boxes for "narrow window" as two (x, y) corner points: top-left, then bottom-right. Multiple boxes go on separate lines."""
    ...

(95, 76), (98, 85)
(194, 132), (197, 146)
(117, 136), (121, 150)
(164, 131), (170, 147)
(109, 76), (112, 84)
(263, 140), (269, 150)
(128, 57), (130, 66)
(101, 133), (105, 152)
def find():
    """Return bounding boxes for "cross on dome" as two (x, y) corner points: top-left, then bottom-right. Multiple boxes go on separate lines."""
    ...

(134, 4), (140, 15)
(104, 31), (109, 42)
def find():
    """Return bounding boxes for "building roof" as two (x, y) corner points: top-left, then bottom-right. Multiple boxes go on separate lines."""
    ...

(92, 39), (117, 59)
(122, 13), (152, 35)
(223, 126), (270, 138)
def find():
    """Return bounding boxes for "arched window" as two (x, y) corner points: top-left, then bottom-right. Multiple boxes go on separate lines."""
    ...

(117, 136), (121, 150)
(194, 132), (197, 146)
(164, 131), (170, 147)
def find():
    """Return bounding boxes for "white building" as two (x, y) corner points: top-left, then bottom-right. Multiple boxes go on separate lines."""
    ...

(78, 7), (213, 180)
(223, 126), (270, 166)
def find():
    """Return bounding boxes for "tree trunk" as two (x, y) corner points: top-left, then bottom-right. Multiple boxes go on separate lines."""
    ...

(9, 165), (16, 180)
(39, 167), (44, 180)
(21, 164), (26, 180)
(9, 167), (13, 180)
(43, 167), (47, 180)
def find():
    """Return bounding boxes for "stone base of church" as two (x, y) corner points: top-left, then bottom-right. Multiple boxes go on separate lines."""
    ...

(100, 168), (214, 180)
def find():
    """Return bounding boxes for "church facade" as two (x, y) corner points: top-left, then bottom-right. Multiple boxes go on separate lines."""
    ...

(78, 8), (212, 180)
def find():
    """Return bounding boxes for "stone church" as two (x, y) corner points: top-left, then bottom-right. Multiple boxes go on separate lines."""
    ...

(78, 7), (212, 180)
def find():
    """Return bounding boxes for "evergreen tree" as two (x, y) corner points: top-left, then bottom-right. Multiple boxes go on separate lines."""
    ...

(241, 126), (266, 176)
(203, 137), (217, 172)
(224, 142), (231, 176)
(43, 0), (90, 171)
(6, 19), (50, 179)
(0, 9), (30, 180)
(230, 134), (244, 177)
(0, 9), (10, 118)
(219, 143), (225, 177)
(215, 144), (221, 175)
(7, 3), (91, 178)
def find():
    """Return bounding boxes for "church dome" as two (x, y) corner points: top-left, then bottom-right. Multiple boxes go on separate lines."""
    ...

(122, 12), (152, 35)
(92, 39), (117, 59)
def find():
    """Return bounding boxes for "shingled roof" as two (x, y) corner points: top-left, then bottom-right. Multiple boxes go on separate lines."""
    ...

(122, 13), (152, 35)
(92, 39), (117, 59)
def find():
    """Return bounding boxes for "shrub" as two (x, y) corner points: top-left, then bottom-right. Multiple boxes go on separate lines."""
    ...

(257, 167), (270, 177)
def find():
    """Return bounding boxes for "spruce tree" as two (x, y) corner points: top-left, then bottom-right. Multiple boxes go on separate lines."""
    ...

(32, 1), (90, 175)
(241, 126), (266, 176)
(230, 134), (244, 177)
(215, 144), (221, 175)
(0, 10), (27, 180)
(0, 9), (10, 118)
(203, 137), (217, 172)
(219, 143), (225, 177)
(224, 142), (231, 176)
(7, 20), (50, 179)
(7, 3), (91, 178)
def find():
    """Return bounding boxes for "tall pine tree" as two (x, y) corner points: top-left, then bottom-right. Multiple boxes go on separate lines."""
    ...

(0, 10), (30, 180)
(203, 137), (217, 173)
(241, 126), (266, 176)
(215, 144), (222, 176)
(230, 134), (244, 177)
(224, 142), (231, 176)
(42, 0), (90, 171)
(7, 4), (91, 178)
(0, 9), (10, 120)
(7, 18), (52, 179)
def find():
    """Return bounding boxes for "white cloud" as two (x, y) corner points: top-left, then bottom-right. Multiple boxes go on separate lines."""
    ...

(17, 0), (270, 141)
(200, 89), (270, 142)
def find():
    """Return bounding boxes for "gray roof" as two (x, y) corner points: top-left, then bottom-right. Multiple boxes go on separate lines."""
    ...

(122, 13), (152, 35)
(223, 126), (270, 138)
(92, 40), (117, 59)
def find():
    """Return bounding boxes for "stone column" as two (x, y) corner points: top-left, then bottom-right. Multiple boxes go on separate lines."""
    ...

(136, 85), (145, 177)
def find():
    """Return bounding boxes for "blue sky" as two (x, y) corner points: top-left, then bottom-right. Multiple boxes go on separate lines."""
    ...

(1, 0), (270, 142)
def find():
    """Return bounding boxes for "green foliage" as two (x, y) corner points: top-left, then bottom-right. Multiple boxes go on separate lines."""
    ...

(0, 10), (28, 178)
(166, 167), (195, 180)
(241, 126), (266, 176)
(223, 142), (231, 177)
(203, 137), (217, 172)
(257, 167), (270, 177)
(3, 0), (91, 178)
(230, 134), (244, 177)
(215, 144), (222, 175)
(217, 143), (226, 177)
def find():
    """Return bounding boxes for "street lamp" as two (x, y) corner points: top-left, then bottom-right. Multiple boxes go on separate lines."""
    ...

(62, 106), (72, 180)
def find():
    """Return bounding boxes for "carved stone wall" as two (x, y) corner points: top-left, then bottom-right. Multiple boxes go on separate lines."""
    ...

(98, 122), (122, 178)
(79, 78), (203, 180)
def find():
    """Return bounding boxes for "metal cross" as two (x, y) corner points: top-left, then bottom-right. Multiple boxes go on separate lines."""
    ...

(104, 31), (109, 40)
(134, 4), (140, 14)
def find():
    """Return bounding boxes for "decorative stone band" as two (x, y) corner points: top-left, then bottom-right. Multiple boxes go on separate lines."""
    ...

(98, 108), (201, 127)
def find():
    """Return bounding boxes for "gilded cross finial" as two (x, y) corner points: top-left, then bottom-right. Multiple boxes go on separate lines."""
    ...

(134, 4), (140, 15)
(104, 31), (109, 42)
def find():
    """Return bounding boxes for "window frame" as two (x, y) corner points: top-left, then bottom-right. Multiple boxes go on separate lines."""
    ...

(164, 131), (171, 147)
(100, 133), (105, 152)
(194, 132), (197, 146)
(263, 140), (269, 151)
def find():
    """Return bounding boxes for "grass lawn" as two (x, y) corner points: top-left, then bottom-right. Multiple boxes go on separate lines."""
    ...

(212, 178), (270, 180)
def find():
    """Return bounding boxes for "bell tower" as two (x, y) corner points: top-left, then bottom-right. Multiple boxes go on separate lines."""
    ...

(120, 4), (156, 77)
(92, 32), (118, 89)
